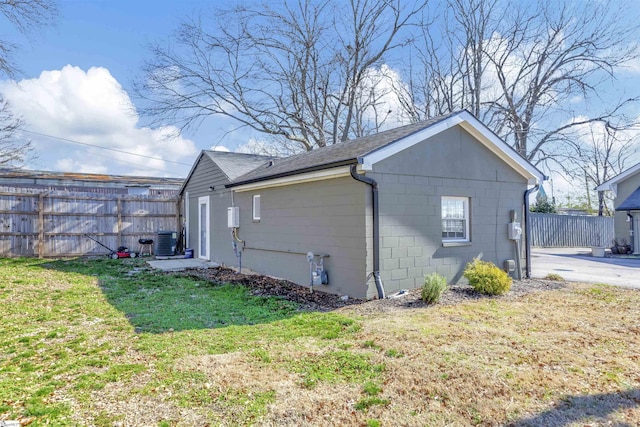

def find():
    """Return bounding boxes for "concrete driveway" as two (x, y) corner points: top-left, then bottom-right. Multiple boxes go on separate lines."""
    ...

(531, 248), (640, 289)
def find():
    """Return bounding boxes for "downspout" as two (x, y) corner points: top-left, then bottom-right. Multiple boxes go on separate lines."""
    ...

(350, 165), (385, 299)
(523, 183), (540, 279)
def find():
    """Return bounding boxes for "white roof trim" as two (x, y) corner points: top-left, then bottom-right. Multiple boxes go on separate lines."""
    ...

(596, 161), (640, 194)
(359, 110), (544, 184)
(179, 151), (207, 195)
(231, 166), (351, 192)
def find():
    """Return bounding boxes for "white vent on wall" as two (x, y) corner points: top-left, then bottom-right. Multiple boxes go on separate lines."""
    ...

(227, 207), (239, 228)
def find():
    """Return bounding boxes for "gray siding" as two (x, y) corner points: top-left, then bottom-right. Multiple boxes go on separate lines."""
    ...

(613, 173), (640, 249)
(181, 125), (534, 299)
(371, 126), (528, 294)
(182, 155), (231, 259)
(230, 177), (370, 298)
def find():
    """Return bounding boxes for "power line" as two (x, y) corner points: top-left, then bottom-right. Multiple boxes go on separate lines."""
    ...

(21, 129), (194, 166)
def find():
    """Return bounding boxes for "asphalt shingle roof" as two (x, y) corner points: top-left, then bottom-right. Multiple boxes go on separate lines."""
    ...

(229, 113), (459, 186)
(616, 186), (640, 211)
(203, 151), (276, 182)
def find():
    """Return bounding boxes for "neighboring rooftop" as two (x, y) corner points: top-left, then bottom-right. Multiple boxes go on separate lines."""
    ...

(0, 168), (184, 195)
(0, 168), (183, 186)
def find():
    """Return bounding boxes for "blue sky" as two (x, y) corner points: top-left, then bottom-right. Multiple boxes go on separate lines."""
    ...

(1, 0), (249, 177)
(2, 0), (640, 200)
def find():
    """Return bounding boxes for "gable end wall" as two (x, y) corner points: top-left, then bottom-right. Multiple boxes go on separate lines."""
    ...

(371, 125), (528, 293)
(182, 155), (232, 258)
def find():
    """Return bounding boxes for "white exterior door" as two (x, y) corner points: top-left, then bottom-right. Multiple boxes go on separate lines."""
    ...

(198, 196), (210, 259)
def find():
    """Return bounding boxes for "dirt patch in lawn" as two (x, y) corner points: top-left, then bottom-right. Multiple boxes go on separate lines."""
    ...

(182, 266), (566, 313)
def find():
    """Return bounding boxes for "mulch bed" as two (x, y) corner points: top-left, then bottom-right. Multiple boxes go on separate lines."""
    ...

(178, 266), (568, 313)
(180, 267), (363, 311)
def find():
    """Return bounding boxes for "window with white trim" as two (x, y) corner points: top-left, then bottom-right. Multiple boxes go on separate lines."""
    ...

(252, 194), (261, 221)
(442, 196), (470, 242)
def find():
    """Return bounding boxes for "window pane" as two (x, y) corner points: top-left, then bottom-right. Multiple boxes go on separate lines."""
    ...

(441, 197), (469, 241)
(442, 219), (466, 238)
(442, 199), (464, 219)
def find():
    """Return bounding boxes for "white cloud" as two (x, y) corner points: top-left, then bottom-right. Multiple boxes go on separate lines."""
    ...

(619, 41), (640, 75)
(210, 145), (230, 152)
(621, 57), (640, 74)
(355, 64), (411, 130)
(0, 65), (198, 176)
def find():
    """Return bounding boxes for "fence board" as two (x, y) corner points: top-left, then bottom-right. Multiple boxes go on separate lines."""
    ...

(0, 186), (180, 257)
(530, 213), (614, 247)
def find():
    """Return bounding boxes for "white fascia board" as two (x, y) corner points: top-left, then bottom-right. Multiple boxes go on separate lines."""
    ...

(595, 182), (617, 197)
(178, 151), (206, 196)
(231, 166), (352, 192)
(359, 110), (544, 184)
(596, 162), (640, 194)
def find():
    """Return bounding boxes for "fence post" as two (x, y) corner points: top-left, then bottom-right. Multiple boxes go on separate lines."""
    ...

(0, 187), (180, 257)
(38, 192), (44, 258)
(117, 196), (122, 246)
(530, 213), (614, 247)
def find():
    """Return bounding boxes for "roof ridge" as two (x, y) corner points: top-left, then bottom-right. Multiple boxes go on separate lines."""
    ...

(204, 150), (276, 158)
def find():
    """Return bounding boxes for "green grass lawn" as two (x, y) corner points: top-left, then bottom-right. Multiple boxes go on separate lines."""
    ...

(0, 258), (363, 426)
(1, 257), (639, 426)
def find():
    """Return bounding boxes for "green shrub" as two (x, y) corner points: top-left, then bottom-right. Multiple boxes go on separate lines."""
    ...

(421, 273), (448, 304)
(463, 259), (512, 295)
(544, 273), (564, 281)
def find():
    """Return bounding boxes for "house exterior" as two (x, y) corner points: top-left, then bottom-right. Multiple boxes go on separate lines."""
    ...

(180, 111), (544, 299)
(595, 163), (640, 253)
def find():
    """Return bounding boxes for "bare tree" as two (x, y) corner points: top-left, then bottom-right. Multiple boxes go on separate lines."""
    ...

(394, 0), (500, 122)
(139, 0), (639, 169)
(136, 0), (423, 152)
(0, 0), (57, 77)
(567, 123), (640, 216)
(0, 0), (57, 167)
(0, 98), (30, 166)
(399, 0), (639, 168)
(484, 1), (638, 165)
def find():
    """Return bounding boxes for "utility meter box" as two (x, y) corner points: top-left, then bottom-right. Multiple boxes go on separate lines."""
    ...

(508, 222), (522, 240)
(227, 207), (240, 228)
(504, 259), (516, 273)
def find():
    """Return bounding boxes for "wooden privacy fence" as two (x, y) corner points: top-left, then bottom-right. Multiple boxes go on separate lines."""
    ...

(0, 187), (180, 258)
(530, 213), (614, 248)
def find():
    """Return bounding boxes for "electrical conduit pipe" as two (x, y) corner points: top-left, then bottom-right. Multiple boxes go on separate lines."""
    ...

(350, 165), (385, 299)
